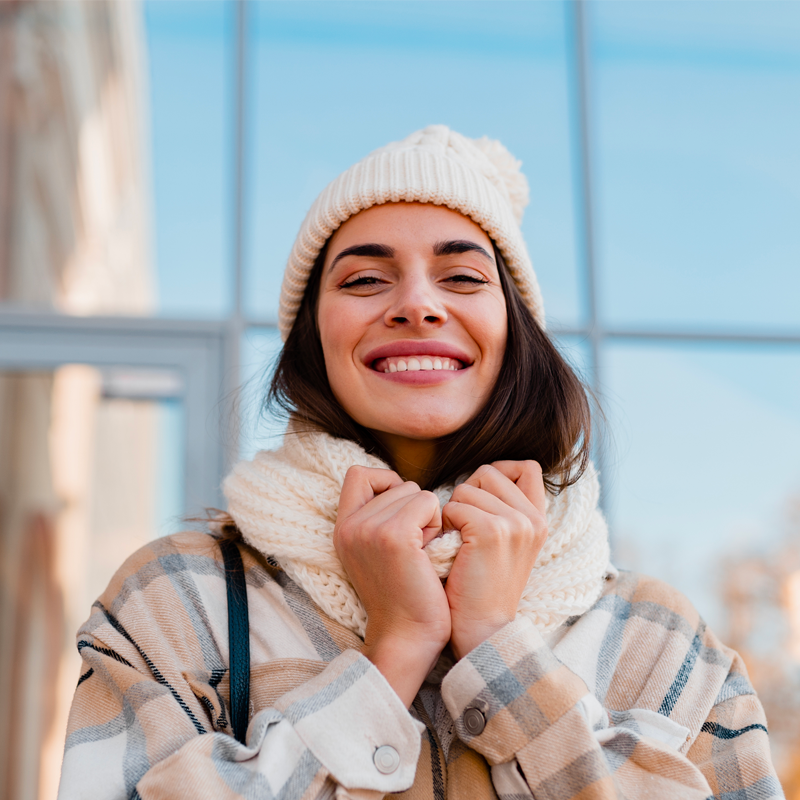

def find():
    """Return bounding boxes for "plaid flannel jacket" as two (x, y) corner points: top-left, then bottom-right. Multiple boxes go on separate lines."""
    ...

(58, 531), (784, 800)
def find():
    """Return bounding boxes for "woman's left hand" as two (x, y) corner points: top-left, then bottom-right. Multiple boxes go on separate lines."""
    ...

(442, 461), (548, 660)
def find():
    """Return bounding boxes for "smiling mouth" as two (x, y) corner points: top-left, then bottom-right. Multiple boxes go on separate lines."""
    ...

(372, 355), (467, 373)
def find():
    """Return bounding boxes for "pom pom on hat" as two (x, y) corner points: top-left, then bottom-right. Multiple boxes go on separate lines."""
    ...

(278, 125), (544, 339)
(472, 135), (530, 226)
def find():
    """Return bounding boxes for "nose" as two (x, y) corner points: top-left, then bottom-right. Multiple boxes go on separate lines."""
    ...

(383, 274), (447, 329)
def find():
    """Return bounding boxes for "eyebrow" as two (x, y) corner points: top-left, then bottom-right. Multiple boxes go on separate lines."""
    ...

(327, 238), (494, 273)
(329, 243), (395, 271)
(433, 239), (494, 263)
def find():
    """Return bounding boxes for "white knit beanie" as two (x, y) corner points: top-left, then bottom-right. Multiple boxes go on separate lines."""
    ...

(278, 124), (544, 340)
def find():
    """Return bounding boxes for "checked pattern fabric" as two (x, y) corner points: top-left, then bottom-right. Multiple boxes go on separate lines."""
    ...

(58, 531), (784, 800)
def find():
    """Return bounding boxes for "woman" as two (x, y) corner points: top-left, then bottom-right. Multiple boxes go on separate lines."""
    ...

(59, 126), (782, 800)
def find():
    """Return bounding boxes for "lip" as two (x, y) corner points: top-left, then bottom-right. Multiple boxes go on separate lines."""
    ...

(375, 369), (463, 385)
(362, 339), (473, 369)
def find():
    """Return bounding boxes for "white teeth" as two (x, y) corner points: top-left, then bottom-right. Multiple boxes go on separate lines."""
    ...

(381, 355), (463, 372)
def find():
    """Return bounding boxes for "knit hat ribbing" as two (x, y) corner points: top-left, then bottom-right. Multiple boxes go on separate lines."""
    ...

(278, 124), (545, 340)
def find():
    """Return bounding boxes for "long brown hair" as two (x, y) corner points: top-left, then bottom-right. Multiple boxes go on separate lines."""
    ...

(267, 241), (592, 494)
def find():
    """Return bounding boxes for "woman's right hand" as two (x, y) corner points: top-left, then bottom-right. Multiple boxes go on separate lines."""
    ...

(334, 466), (451, 706)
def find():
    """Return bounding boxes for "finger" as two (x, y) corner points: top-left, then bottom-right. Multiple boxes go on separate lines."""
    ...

(460, 464), (535, 517)
(396, 491), (442, 547)
(335, 481), (424, 553)
(338, 466), (405, 519)
(449, 483), (518, 518)
(486, 460), (547, 517)
(491, 461), (546, 515)
(441, 500), (493, 541)
(367, 490), (443, 545)
(353, 480), (424, 518)
(421, 506), (444, 547)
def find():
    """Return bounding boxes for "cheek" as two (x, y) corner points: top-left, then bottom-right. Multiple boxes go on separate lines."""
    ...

(472, 299), (508, 368)
(318, 303), (343, 373)
(489, 313), (509, 353)
(486, 326), (508, 387)
(318, 300), (363, 394)
(318, 315), (367, 423)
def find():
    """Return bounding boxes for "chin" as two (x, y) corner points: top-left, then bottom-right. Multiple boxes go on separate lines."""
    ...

(374, 411), (472, 441)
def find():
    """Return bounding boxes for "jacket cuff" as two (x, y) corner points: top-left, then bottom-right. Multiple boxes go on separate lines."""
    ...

(441, 617), (589, 765)
(273, 649), (424, 793)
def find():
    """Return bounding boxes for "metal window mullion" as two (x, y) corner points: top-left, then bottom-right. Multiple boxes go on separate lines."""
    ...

(570, 0), (608, 505)
(181, 341), (227, 513)
(0, 315), (228, 512)
(225, 0), (250, 469)
(233, 0), (247, 324)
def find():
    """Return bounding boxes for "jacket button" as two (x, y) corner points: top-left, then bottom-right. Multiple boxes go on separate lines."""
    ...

(373, 745), (400, 774)
(464, 707), (486, 735)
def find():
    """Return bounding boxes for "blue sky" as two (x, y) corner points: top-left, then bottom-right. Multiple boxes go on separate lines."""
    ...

(143, 0), (800, 629)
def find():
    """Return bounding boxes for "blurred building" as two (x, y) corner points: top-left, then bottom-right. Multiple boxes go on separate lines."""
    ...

(718, 495), (800, 792)
(0, 2), (156, 798)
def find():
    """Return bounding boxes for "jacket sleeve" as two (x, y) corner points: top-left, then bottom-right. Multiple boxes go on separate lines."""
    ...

(440, 617), (784, 800)
(58, 603), (423, 800)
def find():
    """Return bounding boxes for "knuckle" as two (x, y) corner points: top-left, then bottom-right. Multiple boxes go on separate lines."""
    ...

(336, 517), (359, 540)
(483, 518), (506, 539)
(510, 509), (529, 528)
(374, 524), (393, 544)
(530, 509), (547, 533)
(524, 460), (543, 474)
(454, 483), (476, 502)
(374, 523), (406, 551)
(471, 464), (493, 481)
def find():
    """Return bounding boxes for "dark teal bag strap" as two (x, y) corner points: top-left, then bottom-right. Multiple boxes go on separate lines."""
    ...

(219, 538), (251, 744)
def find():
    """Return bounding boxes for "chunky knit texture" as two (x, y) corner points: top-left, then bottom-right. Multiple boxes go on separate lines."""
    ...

(223, 428), (612, 638)
(278, 124), (545, 340)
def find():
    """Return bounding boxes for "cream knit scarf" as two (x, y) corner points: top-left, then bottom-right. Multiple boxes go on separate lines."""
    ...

(224, 428), (612, 638)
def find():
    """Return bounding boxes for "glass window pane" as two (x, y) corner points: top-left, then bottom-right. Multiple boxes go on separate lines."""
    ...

(247, 0), (583, 329)
(0, 1), (232, 319)
(145, 0), (232, 317)
(591, 1), (800, 329)
(239, 326), (285, 460)
(552, 333), (594, 386)
(0, 366), (185, 799)
(603, 341), (800, 776)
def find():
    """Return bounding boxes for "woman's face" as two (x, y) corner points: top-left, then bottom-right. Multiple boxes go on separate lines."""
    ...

(317, 202), (508, 448)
